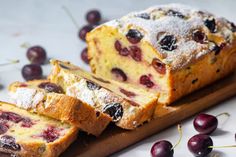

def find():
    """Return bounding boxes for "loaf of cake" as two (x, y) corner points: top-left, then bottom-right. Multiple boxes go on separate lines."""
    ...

(87, 3), (236, 105)
(48, 60), (158, 129)
(0, 101), (78, 157)
(8, 80), (111, 136)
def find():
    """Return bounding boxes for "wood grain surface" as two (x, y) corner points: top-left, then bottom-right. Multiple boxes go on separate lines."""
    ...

(61, 73), (236, 157)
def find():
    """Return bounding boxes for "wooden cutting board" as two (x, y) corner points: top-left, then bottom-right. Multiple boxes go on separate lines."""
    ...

(61, 73), (236, 157)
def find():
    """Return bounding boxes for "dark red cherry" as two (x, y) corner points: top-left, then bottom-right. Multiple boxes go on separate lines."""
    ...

(103, 103), (123, 122)
(0, 135), (21, 151)
(230, 22), (236, 32)
(151, 140), (174, 157)
(0, 112), (22, 123)
(38, 82), (63, 93)
(0, 123), (8, 135)
(152, 58), (166, 74)
(86, 81), (101, 90)
(188, 134), (213, 157)
(212, 43), (226, 55)
(120, 88), (136, 98)
(42, 126), (60, 143)
(81, 48), (89, 64)
(78, 25), (93, 41)
(193, 113), (218, 135)
(26, 46), (47, 64)
(111, 68), (127, 82)
(21, 64), (43, 81)
(114, 40), (122, 52)
(86, 10), (101, 24)
(192, 30), (207, 44)
(129, 46), (142, 61)
(140, 75), (154, 88)
(159, 35), (177, 51)
(21, 118), (34, 128)
(166, 10), (185, 18)
(119, 48), (130, 56)
(126, 29), (143, 44)
(204, 18), (217, 33)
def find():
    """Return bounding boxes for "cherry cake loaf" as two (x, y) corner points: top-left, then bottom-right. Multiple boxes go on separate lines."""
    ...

(87, 3), (236, 105)
(48, 60), (158, 129)
(8, 80), (111, 136)
(0, 101), (78, 157)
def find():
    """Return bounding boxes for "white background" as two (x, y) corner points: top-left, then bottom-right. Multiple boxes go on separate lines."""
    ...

(0, 0), (235, 156)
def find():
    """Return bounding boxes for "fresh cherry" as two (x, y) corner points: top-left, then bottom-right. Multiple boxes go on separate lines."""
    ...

(86, 10), (101, 24)
(81, 48), (89, 64)
(193, 113), (218, 135)
(188, 134), (213, 157)
(193, 113), (230, 135)
(151, 140), (173, 157)
(26, 46), (47, 64)
(21, 64), (43, 81)
(78, 25), (93, 41)
(151, 124), (182, 157)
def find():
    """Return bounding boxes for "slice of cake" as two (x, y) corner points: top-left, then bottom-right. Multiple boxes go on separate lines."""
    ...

(0, 101), (78, 157)
(48, 60), (158, 129)
(87, 3), (236, 105)
(8, 80), (111, 136)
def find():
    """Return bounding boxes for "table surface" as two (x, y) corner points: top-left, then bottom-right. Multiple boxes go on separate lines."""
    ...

(0, 0), (235, 156)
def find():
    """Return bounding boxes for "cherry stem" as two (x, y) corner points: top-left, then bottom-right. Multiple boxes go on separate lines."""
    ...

(0, 59), (20, 66)
(172, 124), (182, 150)
(62, 6), (79, 29)
(209, 145), (236, 148)
(216, 112), (230, 118)
(20, 42), (31, 49)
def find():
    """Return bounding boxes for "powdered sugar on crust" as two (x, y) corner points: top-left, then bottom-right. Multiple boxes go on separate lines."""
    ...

(102, 3), (235, 70)
(9, 88), (44, 110)
(66, 79), (96, 106)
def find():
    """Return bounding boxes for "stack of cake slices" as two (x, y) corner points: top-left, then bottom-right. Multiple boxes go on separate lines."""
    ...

(6, 60), (158, 157)
(1, 3), (236, 156)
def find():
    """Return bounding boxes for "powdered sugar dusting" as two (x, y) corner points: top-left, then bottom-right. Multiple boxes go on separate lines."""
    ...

(9, 88), (44, 110)
(102, 3), (235, 70)
(66, 79), (96, 106)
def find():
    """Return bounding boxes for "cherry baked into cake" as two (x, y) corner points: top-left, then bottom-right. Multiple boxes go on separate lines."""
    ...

(87, 3), (236, 105)
(48, 60), (158, 129)
(8, 80), (111, 136)
(0, 101), (78, 157)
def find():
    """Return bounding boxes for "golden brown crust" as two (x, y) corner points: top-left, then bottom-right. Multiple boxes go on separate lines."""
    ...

(0, 101), (78, 157)
(166, 41), (236, 105)
(116, 98), (157, 129)
(8, 81), (111, 136)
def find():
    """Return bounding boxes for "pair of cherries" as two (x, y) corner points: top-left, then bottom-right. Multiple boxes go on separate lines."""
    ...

(151, 112), (234, 157)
